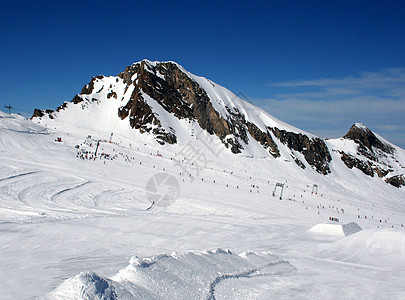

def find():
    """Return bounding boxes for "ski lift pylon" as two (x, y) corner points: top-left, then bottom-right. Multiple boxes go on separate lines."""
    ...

(272, 183), (285, 200)
(311, 184), (318, 195)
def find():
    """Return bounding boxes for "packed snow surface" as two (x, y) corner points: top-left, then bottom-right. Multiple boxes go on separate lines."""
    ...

(49, 249), (295, 299)
(1, 111), (405, 299)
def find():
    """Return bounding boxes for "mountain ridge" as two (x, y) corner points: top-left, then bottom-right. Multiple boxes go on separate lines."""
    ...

(32, 59), (404, 187)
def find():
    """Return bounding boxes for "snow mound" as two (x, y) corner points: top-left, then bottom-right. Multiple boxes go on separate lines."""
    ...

(316, 229), (405, 266)
(309, 222), (362, 237)
(49, 272), (119, 300)
(0, 112), (47, 134)
(48, 249), (295, 299)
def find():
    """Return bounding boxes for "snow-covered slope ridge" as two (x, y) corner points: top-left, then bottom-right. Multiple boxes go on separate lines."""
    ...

(48, 249), (295, 300)
(32, 60), (404, 185)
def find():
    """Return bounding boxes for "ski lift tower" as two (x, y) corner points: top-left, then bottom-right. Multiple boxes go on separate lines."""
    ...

(272, 183), (285, 200)
(4, 105), (12, 114)
(311, 184), (318, 195)
(94, 140), (101, 157)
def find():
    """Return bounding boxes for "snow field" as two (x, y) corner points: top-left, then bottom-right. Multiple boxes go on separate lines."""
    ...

(1, 112), (405, 299)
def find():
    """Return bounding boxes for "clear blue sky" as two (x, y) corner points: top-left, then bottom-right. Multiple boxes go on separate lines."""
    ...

(1, 0), (405, 147)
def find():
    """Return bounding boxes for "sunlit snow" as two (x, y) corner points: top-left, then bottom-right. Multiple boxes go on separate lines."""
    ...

(1, 99), (405, 299)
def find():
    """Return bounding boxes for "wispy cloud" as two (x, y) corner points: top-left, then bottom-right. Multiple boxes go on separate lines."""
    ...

(270, 68), (405, 89)
(257, 68), (405, 148)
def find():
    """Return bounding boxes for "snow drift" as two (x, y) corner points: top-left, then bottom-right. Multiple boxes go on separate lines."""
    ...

(48, 249), (295, 300)
(315, 229), (405, 266)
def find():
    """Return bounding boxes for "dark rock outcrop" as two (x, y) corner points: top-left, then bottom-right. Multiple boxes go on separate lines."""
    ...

(340, 152), (374, 177)
(32, 109), (44, 118)
(80, 75), (104, 95)
(344, 123), (394, 155)
(338, 123), (404, 187)
(117, 61), (244, 150)
(117, 89), (176, 145)
(385, 175), (405, 188)
(271, 127), (331, 174)
(339, 123), (401, 179)
(71, 95), (83, 104)
(31, 108), (55, 119)
(246, 123), (280, 158)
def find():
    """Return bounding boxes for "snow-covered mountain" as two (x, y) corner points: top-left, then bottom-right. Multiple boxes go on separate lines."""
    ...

(32, 59), (405, 187)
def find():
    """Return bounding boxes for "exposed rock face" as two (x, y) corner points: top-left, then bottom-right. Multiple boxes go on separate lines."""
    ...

(340, 152), (374, 177)
(118, 89), (176, 145)
(339, 123), (404, 187)
(117, 61), (248, 151)
(71, 95), (83, 104)
(32, 109), (44, 118)
(271, 127), (331, 175)
(385, 175), (405, 188)
(115, 62), (324, 164)
(344, 123), (394, 154)
(32, 109), (55, 119)
(80, 75), (104, 95)
(246, 122), (280, 158)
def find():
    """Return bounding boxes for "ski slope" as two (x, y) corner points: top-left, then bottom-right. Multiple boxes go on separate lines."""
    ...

(1, 112), (405, 299)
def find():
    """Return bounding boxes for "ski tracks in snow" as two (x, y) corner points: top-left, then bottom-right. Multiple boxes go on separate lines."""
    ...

(17, 176), (79, 210)
(0, 171), (38, 183)
(0, 168), (143, 221)
(50, 180), (94, 208)
(207, 259), (294, 300)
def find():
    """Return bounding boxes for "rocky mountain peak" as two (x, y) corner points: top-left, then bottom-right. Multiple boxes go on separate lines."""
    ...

(117, 60), (241, 147)
(344, 123), (394, 154)
(338, 123), (404, 187)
